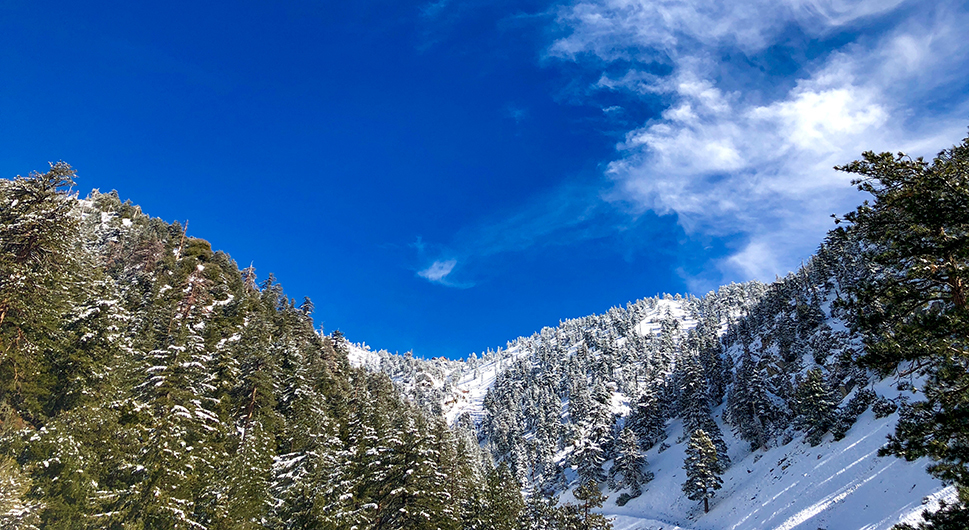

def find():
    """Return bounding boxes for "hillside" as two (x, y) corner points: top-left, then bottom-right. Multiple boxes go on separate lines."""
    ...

(3, 132), (967, 530)
(0, 167), (509, 529)
(350, 238), (953, 529)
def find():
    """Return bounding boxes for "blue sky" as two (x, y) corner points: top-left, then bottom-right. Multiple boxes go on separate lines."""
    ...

(2, 0), (968, 359)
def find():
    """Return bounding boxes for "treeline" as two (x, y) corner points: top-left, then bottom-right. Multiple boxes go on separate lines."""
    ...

(0, 165), (569, 529)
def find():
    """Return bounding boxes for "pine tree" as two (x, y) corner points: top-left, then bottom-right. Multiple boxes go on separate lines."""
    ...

(608, 428), (651, 503)
(626, 387), (666, 450)
(570, 479), (612, 530)
(570, 426), (606, 485)
(678, 354), (729, 465)
(480, 462), (525, 530)
(727, 349), (773, 450)
(0, 163), (82, 426)
(682, 429), (723, 514)
(794, 368), (837, 446)
(834, 132), (969, 529)
(522, 493), (562, 530)
(678, 353), (712, 435)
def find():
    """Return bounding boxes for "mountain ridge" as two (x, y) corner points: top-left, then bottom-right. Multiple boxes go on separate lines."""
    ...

(346, 240), (953, 529)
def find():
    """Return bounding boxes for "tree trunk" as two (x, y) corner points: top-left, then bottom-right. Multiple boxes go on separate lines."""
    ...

(704, 497), (709, 513)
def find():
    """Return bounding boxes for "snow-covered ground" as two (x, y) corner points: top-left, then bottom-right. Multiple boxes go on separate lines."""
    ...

(588, 376), (952, 530)
(442, 343), (531, 425)
(441, 298), (698, 426)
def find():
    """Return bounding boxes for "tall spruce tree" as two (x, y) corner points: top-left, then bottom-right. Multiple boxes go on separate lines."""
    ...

(570, 479), (612, 530)
(479, 462), (525, 530)
(627, 386), (666, 450)
(727, 348), (773, 450)
(682, 429), (723, 514)
(0, 163), (82, 427)
(794, 368), (837, 446)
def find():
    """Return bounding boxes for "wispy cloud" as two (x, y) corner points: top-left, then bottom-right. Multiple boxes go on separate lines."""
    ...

(419, 259), (458, 282)
(548, 0), (969, 283)
(417, 258), (477, 288)
(413, 0), (969, 291)
(412, 181), (620, 287)
(506, 105), (528, 124)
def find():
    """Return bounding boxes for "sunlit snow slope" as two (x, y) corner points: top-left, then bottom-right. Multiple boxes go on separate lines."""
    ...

(592, 377), (953, 529)
(346, 278), (952, 530)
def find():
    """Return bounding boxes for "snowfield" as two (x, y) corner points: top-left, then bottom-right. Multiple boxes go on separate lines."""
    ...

(593, 378), (952, 529)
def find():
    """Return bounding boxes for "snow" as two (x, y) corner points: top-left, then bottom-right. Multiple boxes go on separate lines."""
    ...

(430, 298), (699, 426)
(346, 342), (383, 370)
(443, 343), (530, 425)
(635, 299), (697, 337)
(345, 282), (953, 529)
(596, 377), (951, 530)
(611, 391), (631, 417)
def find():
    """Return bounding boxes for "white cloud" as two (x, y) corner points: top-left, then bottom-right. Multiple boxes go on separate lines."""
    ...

(418, 259), (458, 283)
(548, 0), (969, 283)
(417, 258), (477, 288)
(410, 0), (968, 291)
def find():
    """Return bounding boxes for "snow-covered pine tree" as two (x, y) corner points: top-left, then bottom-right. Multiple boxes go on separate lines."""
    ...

(682, 429), (723, 514)
(677, 352), (729, 465)
(794, 368), (837, 446)
(726, 347), (775, 450)
(570, 479), (612, 530)
(127, 236), (231, 528)
(608, 427), (652, 504)
(626, 386), (666, 451)
(570, 425), (607, 486)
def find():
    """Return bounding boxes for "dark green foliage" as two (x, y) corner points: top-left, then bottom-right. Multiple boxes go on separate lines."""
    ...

(608, 427), (651, 502)
(682, 429), (723, 514)
(832, 388), (876, 441)
(478, 462), (525, 530)
(835, 132), (969, 529)
(872, 395), (898, 418)
(626, 386), (667, 451)
(677, 352), (729, 465)
(727, 348), (776, 450)
(522, 491), (614, 530)
(570, 480), (613, 530)
(794, 369), (838, 446)
(0, 170), (514, 528)
(0, 162), (84, 427)
(895, 496), (969, 530)
(523, 493), (563, 530)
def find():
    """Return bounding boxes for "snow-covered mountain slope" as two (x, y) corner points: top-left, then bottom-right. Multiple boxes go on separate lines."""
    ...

(586, 376), (952, 529)
(346, 240), (952, 529)
(346, 338), (531, 425)
(345, 291), (741, 428)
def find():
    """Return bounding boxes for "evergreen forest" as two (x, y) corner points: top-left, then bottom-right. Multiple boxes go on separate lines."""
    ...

(1, 131), (968, 529)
